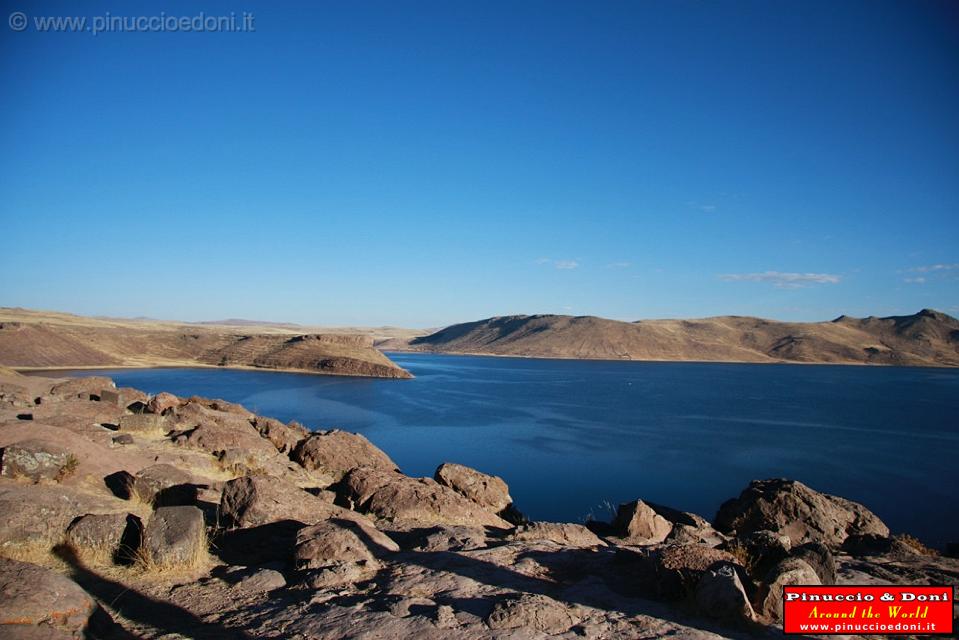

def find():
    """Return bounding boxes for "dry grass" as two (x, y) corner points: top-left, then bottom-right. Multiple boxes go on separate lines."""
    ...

(895, 534), (938, 556)
(0, 538), (70, 570)
(55, 454), (80, 482)
(133, 527), (211, 576)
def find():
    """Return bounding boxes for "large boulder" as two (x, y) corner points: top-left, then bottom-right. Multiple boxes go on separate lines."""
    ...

(694, 562), (756, 623)
(721, 529), (791, 581)
(756, 557), (822, 621)
(292, 430), (398, 481)
(715, 479), (889, 548)
(0, 484), (126, 551)
(0, 557), (99, 636)
(147, 392), (180, 415)
(0, 440), (76, 483)
(294, 518), (399, 588)
(117, 413), (169, 434)
(620, 544), (742, 600)
(434, 463), (512, 514)
(339, 467), (510, 528)
(132, 464), (196, 506)
(612, 500), (673, 543)
(509, 522), (605, 548)
(48, 377), (114, 400)
(219, 475), (353, 528)
(141, 506), (207, 570)
(252, 416), (307, 454)
(66, 512), (141, 565)
(790, 541), (836, 585)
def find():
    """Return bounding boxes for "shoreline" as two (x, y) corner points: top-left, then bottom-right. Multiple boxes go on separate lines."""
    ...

(15, 361), (415, 380)
(381, 348), (959, 370)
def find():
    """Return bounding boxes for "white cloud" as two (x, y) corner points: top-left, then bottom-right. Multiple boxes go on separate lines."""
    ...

(536, 258), (579, 270)
(903, 277), (927, 284)
(719, 271), (841, 289)
(699, 204), (717, 213)
(908, 263), (959, 273)
(606, 261), (631, 269)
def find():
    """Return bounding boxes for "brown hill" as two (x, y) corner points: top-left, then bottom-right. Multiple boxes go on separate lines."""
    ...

(0, 309), (412, 379)
(404, 309), (959, 367)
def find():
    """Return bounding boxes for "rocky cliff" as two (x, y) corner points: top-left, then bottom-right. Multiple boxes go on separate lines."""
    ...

(402, 309), (959, 367)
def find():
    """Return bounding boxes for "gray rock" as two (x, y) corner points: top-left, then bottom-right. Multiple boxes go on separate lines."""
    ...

(757, 557), (821, 621)
(252, 416), (306, 454)
(147, 392), (180, 415)
(790, 541), (836, 585)
(234, 568), (286, 593)
(0, 440), (75, 483)
(715, 478), (889, 548)
(294, 518), (398, 570)
(132, 464), (195, 506)
(220, 475), (354, 528)
(694, 562), (756, 623)
(142, 506), (207, 569)
(111, 434), (134, 446)
(434, 462), (512, 514)
(0, 557), (98, 636)
(411, 525), (490, 552)
(49, 376), (114, 399)
(621, 544), (742, 600)
(339, 467), (510, 528)
(613, 500), (673, 543)
(723, 529), (791, 580)
(118, 413), (168, 434)
(292, 429), (398, 481)
(66, 512), (139, 564)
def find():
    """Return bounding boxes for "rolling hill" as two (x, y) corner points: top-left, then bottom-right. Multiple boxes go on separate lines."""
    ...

(401, 309), (959, 367)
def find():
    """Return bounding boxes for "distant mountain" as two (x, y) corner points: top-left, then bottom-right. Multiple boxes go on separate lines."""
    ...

(404, 309), (959, 367)
(193, 318), (304, 329)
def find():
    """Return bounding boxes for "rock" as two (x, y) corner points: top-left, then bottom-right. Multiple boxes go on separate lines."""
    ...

(132, 464), (196, 506)
(220, 475), (351, 528)
(117, 413), (168, 434)
(621, 544), (741, 600)
(694, 562), (756, 623)
(292, 430), (398, 481)
(141, 506), (207, 569)
(757, 557), (822, 621)
(790, 541), (836, 585)
(0, 484), (125, 550)
(339, 467), (511, 528)
(147, 392), (180, 415)
(434, 462), (512, 514)
(842, 533), (920, 557)
(98, 388), (121, 406)
(722, 530), (791, 580)
(233, 568), (287, 593)
(408, 525), (490, 552)
(300, 562), (369, 589)
(49, 377), (114, 399)
(0, 440), (76, 483)
(0, 557), (98, 636)
(486, 594), (580, 634)
(111, 434), (134, 446)
(66, 513), (140, 564)
(714, 479), (889, 548)
(252, 416), (306, 454)
(294, 518), (399, 571)
(612, 500), (673, 543)
(509, 522), (606, 548)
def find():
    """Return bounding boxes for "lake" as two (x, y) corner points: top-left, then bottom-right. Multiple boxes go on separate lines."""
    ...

(48, 354), (959, 547)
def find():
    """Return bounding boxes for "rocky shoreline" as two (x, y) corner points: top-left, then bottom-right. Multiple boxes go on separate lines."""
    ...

(1, 369), (956, 639)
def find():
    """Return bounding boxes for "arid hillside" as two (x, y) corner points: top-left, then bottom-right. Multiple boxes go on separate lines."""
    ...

(403, 309), (959, 367)
(0, 308), (412, 378)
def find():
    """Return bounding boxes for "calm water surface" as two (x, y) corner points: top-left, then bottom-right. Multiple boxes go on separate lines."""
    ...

(52, 354), (959, 546)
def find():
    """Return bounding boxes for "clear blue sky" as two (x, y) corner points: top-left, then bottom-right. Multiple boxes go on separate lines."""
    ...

(1, 0), (957, 327)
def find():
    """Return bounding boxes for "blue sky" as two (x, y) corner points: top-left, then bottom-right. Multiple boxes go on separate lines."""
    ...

(1, 0), (957, 327)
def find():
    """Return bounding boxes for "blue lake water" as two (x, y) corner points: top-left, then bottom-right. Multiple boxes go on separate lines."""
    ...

(51, 354), (959, 547)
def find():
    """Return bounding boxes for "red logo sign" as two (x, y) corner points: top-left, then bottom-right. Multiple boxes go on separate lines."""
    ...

(783, 585), (954, 635)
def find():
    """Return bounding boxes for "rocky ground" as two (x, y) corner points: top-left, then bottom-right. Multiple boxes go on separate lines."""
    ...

(0, 368), (956, 639)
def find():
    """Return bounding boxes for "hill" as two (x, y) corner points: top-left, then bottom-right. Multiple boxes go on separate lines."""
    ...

(403, 309), (959, 367)
(0, 308), (412, 378)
